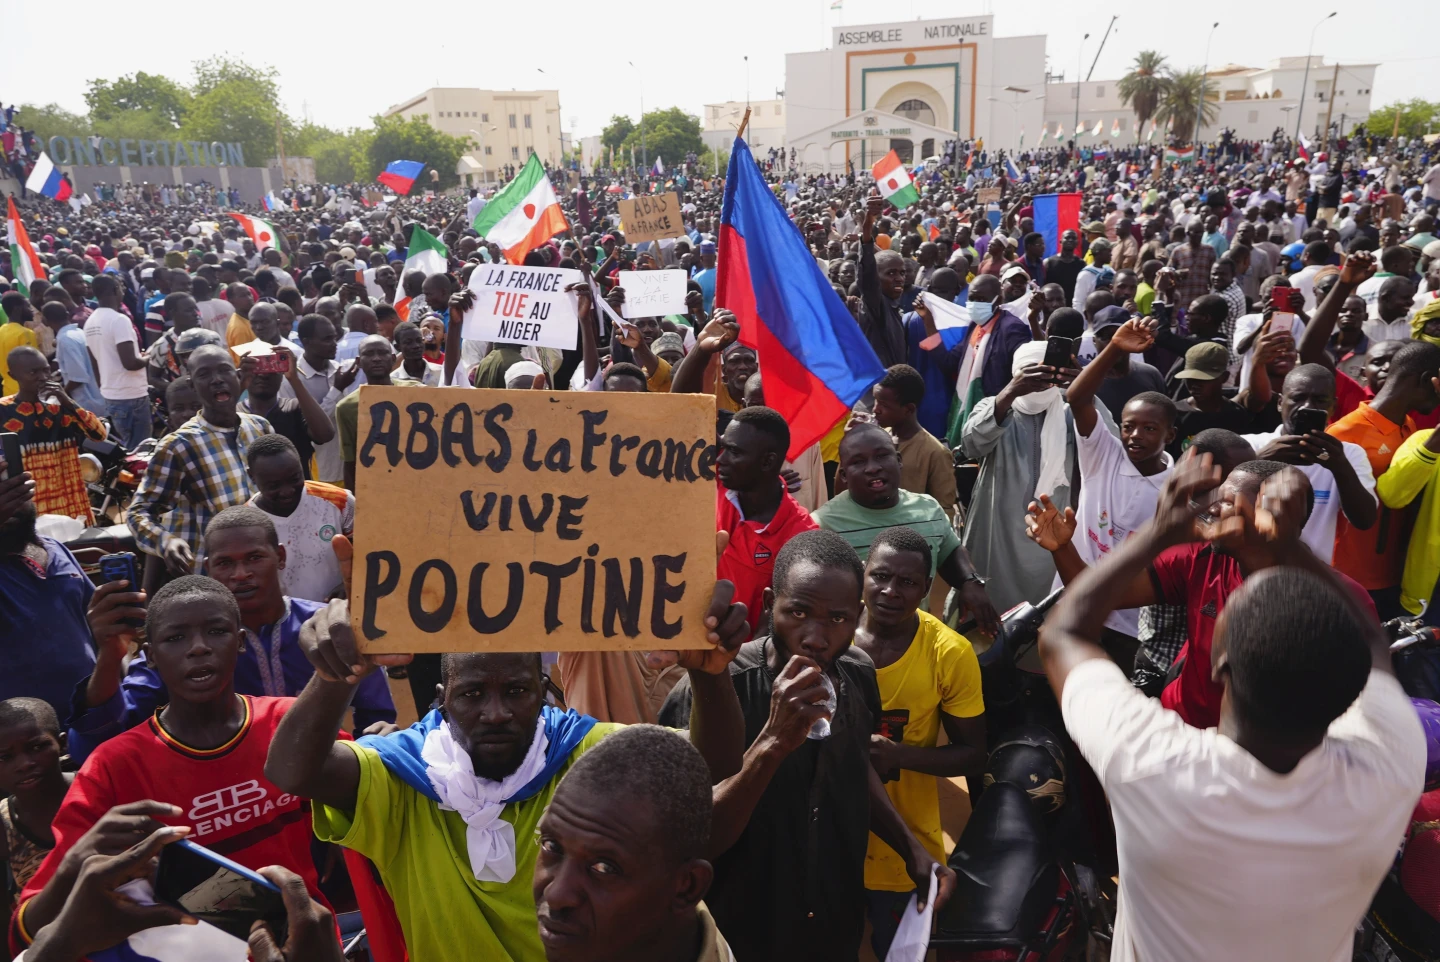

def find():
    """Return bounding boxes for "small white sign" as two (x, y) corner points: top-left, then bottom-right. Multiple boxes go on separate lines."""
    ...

(462, 264), (583, 350)
(618, 269), (688, 319)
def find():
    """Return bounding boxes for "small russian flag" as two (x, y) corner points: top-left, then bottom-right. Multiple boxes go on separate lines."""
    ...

(1004, 156), (1022, 181)
(652, 155), (664, 176)
(262, 191), (281, 212)
(377, 160), (425, 195)
(920, 293), (971, 350)
(25, 153), (71, 202)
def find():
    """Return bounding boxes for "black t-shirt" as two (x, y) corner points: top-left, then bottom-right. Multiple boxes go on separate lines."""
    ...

(1044, 255), (1084, 303)
(1169, 398), (1254, 457)
(659, 638), (881, 962)
(1096, 360), (1168, 423)
(243, 397), (315, 479)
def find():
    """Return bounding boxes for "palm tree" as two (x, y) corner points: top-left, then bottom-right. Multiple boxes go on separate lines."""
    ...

(1116, 51), (1169, 141)
(1155, 68), (1218, 144)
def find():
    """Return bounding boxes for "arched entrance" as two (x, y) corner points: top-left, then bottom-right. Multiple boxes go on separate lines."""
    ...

(890, 99), (936, 162)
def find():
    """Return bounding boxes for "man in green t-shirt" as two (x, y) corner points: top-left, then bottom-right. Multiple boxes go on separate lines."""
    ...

(815, 423), (998, 633)
(265, 588), (752, 962)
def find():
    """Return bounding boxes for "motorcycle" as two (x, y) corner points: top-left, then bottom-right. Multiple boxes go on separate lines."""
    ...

(77, 434), (149, 525)
(932, 589), (1114, 962)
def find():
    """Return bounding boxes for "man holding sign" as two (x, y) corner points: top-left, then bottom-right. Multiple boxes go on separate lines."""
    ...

(265, 581), (754, 962)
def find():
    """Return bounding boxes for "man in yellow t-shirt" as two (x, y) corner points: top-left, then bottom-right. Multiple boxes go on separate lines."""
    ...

(853, 524), (986, 958)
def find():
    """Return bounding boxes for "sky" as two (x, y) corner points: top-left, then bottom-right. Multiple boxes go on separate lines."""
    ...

(6, 1), (1436, 142)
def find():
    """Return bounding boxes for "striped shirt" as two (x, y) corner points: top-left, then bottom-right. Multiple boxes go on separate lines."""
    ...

(126, 412), (273, 558)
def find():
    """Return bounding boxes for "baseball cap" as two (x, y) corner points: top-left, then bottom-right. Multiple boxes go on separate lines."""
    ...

(1001, 264), (1029, 282)
(1093, 305), (1130, 333)
(1177, 342), (1229, 381)
(175, 328), (224, 353)
(1082, 221), (1107, 234)
(652, 332), (685, 355)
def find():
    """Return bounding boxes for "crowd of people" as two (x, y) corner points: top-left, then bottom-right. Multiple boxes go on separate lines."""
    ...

(1, 110), (1440, 962)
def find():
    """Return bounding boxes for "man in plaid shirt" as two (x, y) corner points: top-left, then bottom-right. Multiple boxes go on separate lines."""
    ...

(126, 344), (272, 575)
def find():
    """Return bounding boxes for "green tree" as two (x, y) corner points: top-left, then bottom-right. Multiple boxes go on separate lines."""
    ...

(85, 72), (191, 129)
(361, 114), (470, 190)
(621, 107), (703, 169)
(1116, 51), (1169, 141)
(181, 57), (283, 166)
(14, 103), (89, 147)
(601, 114), (634, 153)
(699, 145), (730, 176)
(289, 122), (359, 183)
(1363, 99), (1440, 140)
(1155, 69), (1218, 144)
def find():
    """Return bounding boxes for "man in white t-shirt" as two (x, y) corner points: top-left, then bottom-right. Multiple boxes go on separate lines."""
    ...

(1055, 316), (1174, 664)
(245, 433), (353, 602)
(1039, 454), (1424, 962)
(1241, 363), (1376, 562)
(82, 274), (151, 450)
(465, 187), (486, 225)
(1288, 240), (1335, 311)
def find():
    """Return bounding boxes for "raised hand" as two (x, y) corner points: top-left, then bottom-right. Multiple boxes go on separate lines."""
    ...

(297, 598), (412, 684)
(1339, 250), (1377, 286)
(1152, 448), (1224, 544)
(1108, 317), (1157, 354)
(697, 310), (740, 353)
(763, 655), (834, 754)
(1024, 494), (1077, 551)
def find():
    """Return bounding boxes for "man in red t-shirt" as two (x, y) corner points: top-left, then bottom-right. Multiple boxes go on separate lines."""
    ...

(1153, 461), (1374, 728)
(1028, 455), (1378, 728)
(715, 406), (819, 634)
(11, 575), (335, 954)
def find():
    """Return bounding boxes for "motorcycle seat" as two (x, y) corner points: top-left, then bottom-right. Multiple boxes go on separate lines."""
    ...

(933, 781), (1060, 946)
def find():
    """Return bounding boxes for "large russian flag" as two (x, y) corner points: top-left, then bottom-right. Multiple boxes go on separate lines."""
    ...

(377, 160), (425, 195)
(1031, 192), (1082, 255)
(718, 137), (884, 460)
(25, 153), (71, 202)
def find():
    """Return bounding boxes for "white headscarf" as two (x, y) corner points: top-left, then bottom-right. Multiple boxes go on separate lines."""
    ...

(1010, 340), (1071, 499)
(421, 715), (550, 883)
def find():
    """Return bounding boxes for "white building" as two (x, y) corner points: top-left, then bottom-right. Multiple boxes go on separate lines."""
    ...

(1040, 56), (1377, 146)
(382, 87), (565, 186)
(703, 99), (787, 155)
(784, 16), (1047, 172)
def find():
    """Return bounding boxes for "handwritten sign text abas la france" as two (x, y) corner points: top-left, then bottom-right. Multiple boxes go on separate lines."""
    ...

(351, 387), (718, 653)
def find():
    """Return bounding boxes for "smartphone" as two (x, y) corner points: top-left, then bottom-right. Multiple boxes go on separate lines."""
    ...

(0, 432), (20, 480)
(98, 551), (139, 587)
(252, 352), (291, 375)
(620, 250), (636, 264)
(1042, 336), (1075, 372)
(154, 839), (288, 945)
(1291, 407), (1329, 436)
(98, 552), (145, 626)
(1270, 286), (1295, 312)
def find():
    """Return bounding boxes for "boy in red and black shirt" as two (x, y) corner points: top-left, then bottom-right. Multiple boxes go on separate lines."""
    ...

(11, 575), (333, 952)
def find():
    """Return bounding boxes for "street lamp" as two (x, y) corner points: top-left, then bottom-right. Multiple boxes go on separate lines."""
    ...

(468, 125), (497, 184)
(1295, 12), (1336, 143)
(1196, 22), (1219, 148)
(626, 61), (646, 171)
(988, 88), (1043, 149)
(1074, 34), (1090, 150)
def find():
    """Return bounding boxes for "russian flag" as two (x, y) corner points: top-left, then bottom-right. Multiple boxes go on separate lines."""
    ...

(1004, 156), (1022, 181)
(377, 159), (425, 195)
(262, 191), (281, 212)
(1297, 133), (1312, 162)
(718, 136), (884, 460)
(921, 293), (970, 350)
(1031, 192), (1082, 255)
(25, 152), (71, 201)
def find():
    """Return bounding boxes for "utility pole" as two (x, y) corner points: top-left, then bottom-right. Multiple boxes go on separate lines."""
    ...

(275, 114), (287, 183)
(1074, 33), (1090, 159)
(1321, 61), (1339, 149)
(1086, 16), (1117, 81)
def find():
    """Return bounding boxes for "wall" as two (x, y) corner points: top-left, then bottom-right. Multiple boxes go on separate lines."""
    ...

(1, 164), (294, 204)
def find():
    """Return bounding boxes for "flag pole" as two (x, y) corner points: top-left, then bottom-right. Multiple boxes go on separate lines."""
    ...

(737, 108), (753, 142)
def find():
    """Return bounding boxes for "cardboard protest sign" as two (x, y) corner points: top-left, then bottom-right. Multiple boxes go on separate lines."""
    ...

(617, 270), (688, 319)
(975, 187), (1002, 204)
(350, 387), (718, 654)
(461, 264), (584, 351)
(618, 192), (684, 243)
